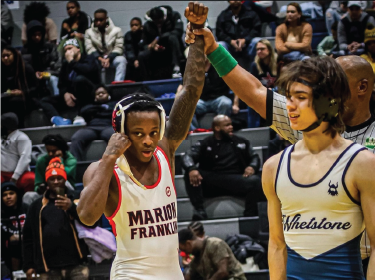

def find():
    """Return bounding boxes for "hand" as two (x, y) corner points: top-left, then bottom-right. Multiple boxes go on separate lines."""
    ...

(237, 38), (246, 51)
(243, 166), (255, 177)
(232, 104), (240, 114)
(55, 194), (72, 211)
(102, 58), (110, 68)
(154, 44), (160, 51)
(10, 234), (20, 241)
(134, 60), (139, 68)
(10, 89), (23, 95)
(72, 32), (84, 40)
(148, 37), (159, 50)
(351, 42), (361, 52)
(55, 150), (63, 158)
(189, 170), (203, 187)
(104, 133), (132, 158)
(62, 23), (70, 32)
(65, 49), (75, 62)
(231, 40), (240, 52)
(35, 71), (43, 79)
(285, 42), (292, 49)
(184, 1), (209, 27)
(10, 178), (17, 184)
(64, 92), (76, 107)
(26, 268), (36, 280)
(185, 22), (219, 55)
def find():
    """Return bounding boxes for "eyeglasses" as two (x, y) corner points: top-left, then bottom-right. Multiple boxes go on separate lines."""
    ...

(256, 47), (267, 51)
(287, 10), (296, 13)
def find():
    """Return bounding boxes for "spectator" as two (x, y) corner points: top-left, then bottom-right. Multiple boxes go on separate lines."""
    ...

(1, 45), (38, 128)
(325, 1), (349, 36)
(34, 134), (77, 194)
(361, 24), (375, 73)
(267, 134), (292, 160)
(138, 5), (185, 80)
(182, 115), (264, 220)
(21, 20), (60, 98)
(338, 1), (375, 55)
(70, 84), (115, 161)
(275, 2), (312, 61)
(22, 2), (58, 45)
(85, 8), (126, 82)
(1, 113), (34, 195)
(250, 39), (278, 88)
(178, 228), (246, 280)
(317, 21), (343, 57)
(191, 57), (233, 130)
(39, 38), (100, 126)
(1, 182), (27, 273)
(188, 221), (206, 239)
(216, 0), (261, 70)
(1, 1), (14, 45)
(124, 17), (143, 81)
(22, 157), (89, 280)
(60, 1), (91, 49)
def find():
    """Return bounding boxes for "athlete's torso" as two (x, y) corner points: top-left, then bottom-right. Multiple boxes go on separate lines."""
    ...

(276, 143), (366, 279)
(107, 147), (183, 280)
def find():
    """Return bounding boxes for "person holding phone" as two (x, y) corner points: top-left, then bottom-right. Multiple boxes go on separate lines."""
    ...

(22, 157), (89, 280)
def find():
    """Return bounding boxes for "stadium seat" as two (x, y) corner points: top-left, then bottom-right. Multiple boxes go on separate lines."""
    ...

(21, 125), (85, 145)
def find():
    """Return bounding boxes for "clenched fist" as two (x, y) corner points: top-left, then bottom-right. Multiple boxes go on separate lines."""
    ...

(184, 1), (209, 28)
(104, 133), (132, 158)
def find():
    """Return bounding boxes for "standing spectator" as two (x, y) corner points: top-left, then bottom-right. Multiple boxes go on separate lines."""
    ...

(275, 2), (312, 61)
(22, 157), (89, 280)
(21, 2), (58, 45)
(1, 113), (34, 195)
(250, 39), (278, 88)
(361, 24), (375, 73)
(178, 228), (246, 280)
(60, 1), (91, 49)
(138, 5), (185, 80)
(325, 1), (349, 36)
(1, 45), (38, 128)
(1, 1), (14, 45)
(85, 9), (126, 82)
(70, 85), (115, 161)
(1, 182), (27, 273)
(124, 17), (143, 81)
(182, 115), (264, 220)
(216, 0), (261, 70)
(21, 20), (60, 98)
(39, 38), (100, 126)
(317, 21), (342, 57)
(338, 1), (375, 55)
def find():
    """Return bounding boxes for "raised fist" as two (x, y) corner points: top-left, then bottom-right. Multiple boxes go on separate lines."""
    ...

(184, 1), (209, 28)
(104, 133), (132, 158)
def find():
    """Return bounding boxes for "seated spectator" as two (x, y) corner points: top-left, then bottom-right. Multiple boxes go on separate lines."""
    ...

(85, 8), (126, 82)
(191, 57), (233, 130)
(216, 0), (261, 70)
(1, 182), (27, 273)
(178, 228), (246, 280)
(182, 115), (265, 220)
(21, 20), (60, 98)
(70, 84), (115, 161)
(1, 45), (38, 127)
(250, 39), (278, 88)
(22, 2), (58, 45)
(338, 1), (375, 55)
(22, 157), (89, 280)
(188, 221), (206, 239)
(39, 38), (100, 126)
(1, 113), (34, 195)
(325, 1), (348, 36)
(139, 5), (185, 80)
(317, 21), (343, 57)
(1, 1), (14, 45)
(361, 25), (375, 73)
(124, 17), (143, 81)
(275, 2), (312, 61)
(35, 134), (77, 194)
(60, 1), (91, 49)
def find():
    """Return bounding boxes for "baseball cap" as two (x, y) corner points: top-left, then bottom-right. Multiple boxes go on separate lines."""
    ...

(347, 1), (362, 8)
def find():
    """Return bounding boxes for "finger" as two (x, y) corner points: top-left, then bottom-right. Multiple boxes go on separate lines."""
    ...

(198, 3), (204, 16)
(204, 6), (209, 15)
(188, 2), (194, 14)
(193, 1), (199, 15)
(185, 7), (190, 18)
(71, 95), (76, 100)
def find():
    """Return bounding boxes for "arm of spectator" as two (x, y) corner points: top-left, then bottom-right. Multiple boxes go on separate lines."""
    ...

(12, 136), (32, 181)
(262, 153), (287, 280)
(34, 156), (47, 191)
(207, 257), (230, 280)
(317, 36), (330, 56)
(243, 13), (261, 46)
(284, 23), (312, 52)
(337, 20), (348, 51)
(232, 93), (240, 114)
(84, 30), (96, 55)
(247, 143), (261, 173)
(80, 104), (102, 122)
(215, 15), (232, 44)
(72, 55), (99, 76)
(108, 30), (124, 62)
(275, 25), (290, 54)
(22, 206), (36, 273)
(60, 21), (70, 39)
(63, 153), (77, 188)
(124, 32), (136, 63)
(182, 140), (203, 172)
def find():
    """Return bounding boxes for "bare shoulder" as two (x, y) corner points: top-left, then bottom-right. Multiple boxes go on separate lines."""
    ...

(349, 149), (375, 179)
(262, 151), (284, 195)
(263, 151), (284, 175)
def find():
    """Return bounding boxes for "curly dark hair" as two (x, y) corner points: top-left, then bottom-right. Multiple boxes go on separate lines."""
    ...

(23, 2), (50, 25)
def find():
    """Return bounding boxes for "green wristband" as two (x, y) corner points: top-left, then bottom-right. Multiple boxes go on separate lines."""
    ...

(207, 44), (238, 77)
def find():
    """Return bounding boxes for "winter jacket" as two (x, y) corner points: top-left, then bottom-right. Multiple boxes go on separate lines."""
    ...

(182, 135), (260, 174)
(140, 5), (184, 49)
(80, 101), (115, 126)
(216, 5), (261, 46)
(60, 11), (92, 40)
(124, 29), (142, 63)
(84, 17), (124, 62)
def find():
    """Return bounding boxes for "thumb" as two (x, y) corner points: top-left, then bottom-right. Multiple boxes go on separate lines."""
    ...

(184, 7), (190, 18)
(71, 95), (77, 100)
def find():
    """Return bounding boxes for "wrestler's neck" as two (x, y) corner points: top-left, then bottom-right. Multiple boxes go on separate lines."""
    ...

(125, 151), (156, 172)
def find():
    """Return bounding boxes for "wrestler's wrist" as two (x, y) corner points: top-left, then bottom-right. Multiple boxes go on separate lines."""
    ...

(206, 42), (219, 55)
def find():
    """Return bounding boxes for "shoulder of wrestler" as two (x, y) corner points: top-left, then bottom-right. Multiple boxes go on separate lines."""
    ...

(345, 148), (375, 190)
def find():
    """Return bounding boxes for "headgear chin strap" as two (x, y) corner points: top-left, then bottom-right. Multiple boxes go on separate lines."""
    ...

(294, 78), (340, 132)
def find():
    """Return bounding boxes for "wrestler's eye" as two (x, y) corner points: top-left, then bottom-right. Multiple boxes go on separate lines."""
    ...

(151, 131), (158, 136)
(134, 132), (142, 137)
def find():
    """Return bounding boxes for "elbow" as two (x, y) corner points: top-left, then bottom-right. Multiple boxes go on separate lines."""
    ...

(77, 207), (97, 226)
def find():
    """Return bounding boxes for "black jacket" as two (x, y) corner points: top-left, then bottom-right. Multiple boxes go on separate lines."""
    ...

(140, 5), (184, 49)
(58, 53), (99, 95)
(201, 64), (229, 101)
(124, 29), (142, 63)
(216, 5), (261, 46)
(80, 101), (116, 126)
(60, 11), (92, 40)
(182, 135), (260, 174)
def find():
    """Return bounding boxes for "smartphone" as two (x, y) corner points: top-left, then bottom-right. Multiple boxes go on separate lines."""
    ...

(55, 187), (65, 198)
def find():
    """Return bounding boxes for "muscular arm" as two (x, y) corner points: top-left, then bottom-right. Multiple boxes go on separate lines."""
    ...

(262, 153), (287, 280)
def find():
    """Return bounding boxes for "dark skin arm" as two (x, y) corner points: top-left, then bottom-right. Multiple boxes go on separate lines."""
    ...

(208, 257), (230, 280)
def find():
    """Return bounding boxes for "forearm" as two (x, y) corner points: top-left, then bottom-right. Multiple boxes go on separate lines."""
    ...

(268, 240), (287, 280)
(208, 271), (229, 280)
(368, 250), (375, 279)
